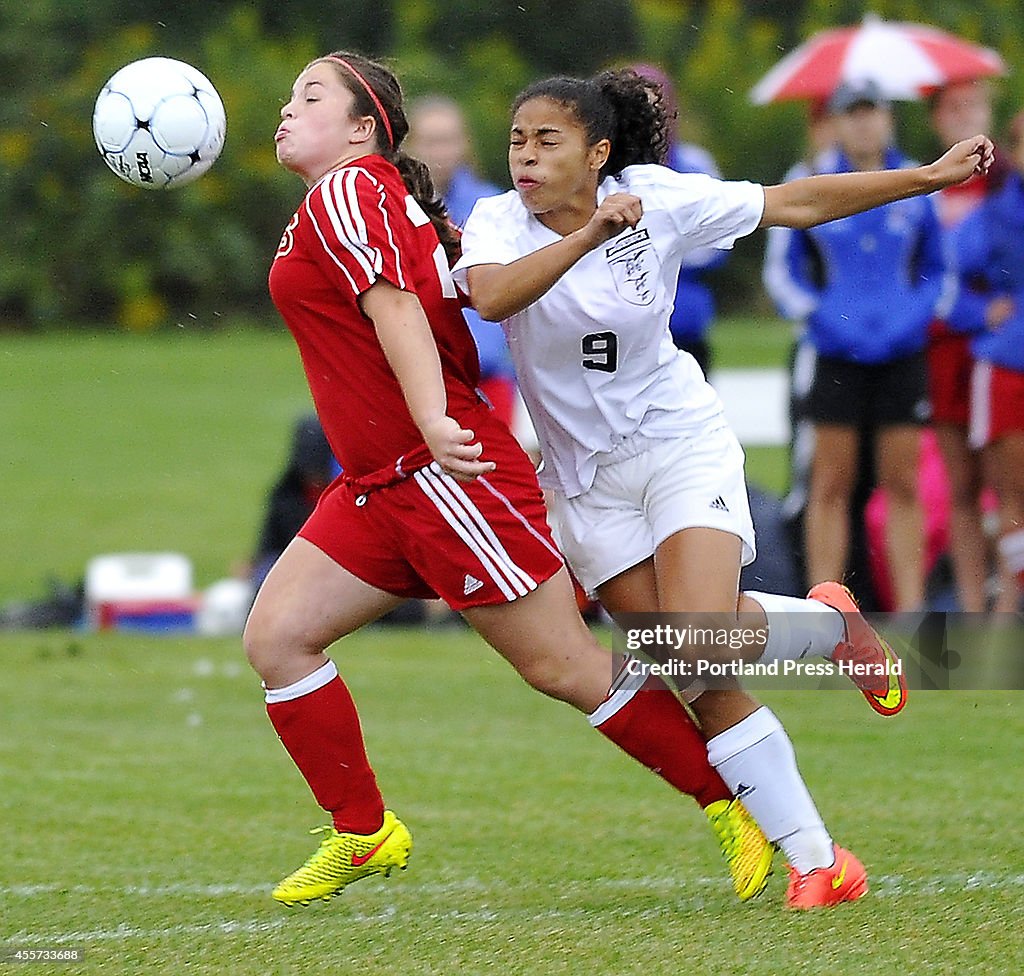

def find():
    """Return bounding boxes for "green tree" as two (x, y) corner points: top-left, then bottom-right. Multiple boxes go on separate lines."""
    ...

(421, 0), (640, 75)
(4, 0), (1024, 328)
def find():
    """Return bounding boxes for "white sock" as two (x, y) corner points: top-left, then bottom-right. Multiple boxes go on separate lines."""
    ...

(745, 590), (846, 664)
(263, 659), (338, 704)
(706, 706), (835, 873)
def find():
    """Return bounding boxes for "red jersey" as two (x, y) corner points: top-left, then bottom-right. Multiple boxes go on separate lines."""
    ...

(269, 154), (482, 479)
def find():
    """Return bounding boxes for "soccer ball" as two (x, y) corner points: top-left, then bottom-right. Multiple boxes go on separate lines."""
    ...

(93, 57), (226, 190)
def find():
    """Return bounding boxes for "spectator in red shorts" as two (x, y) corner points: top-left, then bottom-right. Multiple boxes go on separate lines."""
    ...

(926, 79), (1007, 610)
(949, 109), (1024, 608)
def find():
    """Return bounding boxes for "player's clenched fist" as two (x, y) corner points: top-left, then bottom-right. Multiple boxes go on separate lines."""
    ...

(928, 134), (995, 186)
(581, 192), (644, 247)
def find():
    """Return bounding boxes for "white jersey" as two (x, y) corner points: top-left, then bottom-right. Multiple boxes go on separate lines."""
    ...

(451, 164), (765, 497)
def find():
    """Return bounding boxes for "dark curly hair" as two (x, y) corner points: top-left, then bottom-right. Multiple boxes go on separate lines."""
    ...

(315, 51), (461, 263)
(511, 68), (670, 178)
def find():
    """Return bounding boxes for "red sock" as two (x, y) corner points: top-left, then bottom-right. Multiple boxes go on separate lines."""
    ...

(265, 661), (385, 834)
(590, 673), (730, 809)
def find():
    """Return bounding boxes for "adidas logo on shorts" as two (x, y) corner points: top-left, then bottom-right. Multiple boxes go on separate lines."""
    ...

(710, 495), (730, 513)
(463, 574), (484, 596)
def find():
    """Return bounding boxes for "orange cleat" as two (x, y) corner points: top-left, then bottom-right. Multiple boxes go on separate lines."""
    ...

(785, 844), (868, 910)
(807, 581), (908, 716)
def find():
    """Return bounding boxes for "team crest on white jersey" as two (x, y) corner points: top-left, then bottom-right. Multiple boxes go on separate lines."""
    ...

(605, 228), (659, 307)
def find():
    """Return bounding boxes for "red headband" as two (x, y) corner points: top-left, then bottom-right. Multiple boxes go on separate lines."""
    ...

(324, 56), (395, 149)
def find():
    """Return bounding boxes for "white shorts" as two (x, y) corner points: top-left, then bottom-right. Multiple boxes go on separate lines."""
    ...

(546, 423), (756, 594)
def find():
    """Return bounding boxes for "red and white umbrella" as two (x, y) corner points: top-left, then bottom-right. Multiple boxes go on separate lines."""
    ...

(750, 15), (1006, 104)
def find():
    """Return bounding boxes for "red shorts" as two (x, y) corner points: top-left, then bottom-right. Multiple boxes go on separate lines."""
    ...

(969, 361), (1024, 448)
(299, 419), (563, 610)
(928, 326), (973, 427)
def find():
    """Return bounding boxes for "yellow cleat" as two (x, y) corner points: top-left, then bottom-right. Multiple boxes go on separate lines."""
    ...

(706, 798), (775, 901)
(272, 809), (412, 907)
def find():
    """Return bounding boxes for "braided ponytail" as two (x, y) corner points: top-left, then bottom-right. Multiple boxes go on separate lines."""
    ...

(387, 151), (462, 264)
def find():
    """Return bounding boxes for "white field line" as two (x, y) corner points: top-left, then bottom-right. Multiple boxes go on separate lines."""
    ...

(3, 871), (1024, 902)
(5, 919), (291, 945)
(3, 871), (1024, 946)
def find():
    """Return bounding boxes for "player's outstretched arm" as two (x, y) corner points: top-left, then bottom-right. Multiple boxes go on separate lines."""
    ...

(361, 279), (495, 482)
(760, 135), (994, 230)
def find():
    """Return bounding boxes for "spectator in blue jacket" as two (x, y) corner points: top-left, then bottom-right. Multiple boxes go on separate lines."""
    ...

(629, 63), (727, 377)
(406, 96), (518, 428)
(950, 109), (1024, 607)
(775, 81), (954, 611)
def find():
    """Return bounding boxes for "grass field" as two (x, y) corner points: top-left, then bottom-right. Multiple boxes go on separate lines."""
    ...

(2, 628), (1022, 975)
(0, 329), (311, 603)
(0, 319), (792, 603)
(5, 322), (1020, 974)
